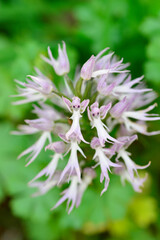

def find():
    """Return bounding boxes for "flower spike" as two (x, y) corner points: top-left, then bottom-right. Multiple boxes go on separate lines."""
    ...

(13, 43), (159, 213)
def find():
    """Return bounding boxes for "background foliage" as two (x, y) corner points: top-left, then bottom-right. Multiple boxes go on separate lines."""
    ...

(0, 0), (160, 239)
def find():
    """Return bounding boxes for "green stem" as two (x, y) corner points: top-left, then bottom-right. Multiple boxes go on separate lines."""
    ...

(64, 75), (76, 95)
(51, 103), (69, 115)
(52, 90), (71, 101)
(83, 80), (92, 99)
(75, 77), (83, 98)
(90, 91), (98, 104)
(54, 119), (69, 124)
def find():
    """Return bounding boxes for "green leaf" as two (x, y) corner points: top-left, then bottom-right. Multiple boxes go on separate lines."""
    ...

(146, 36), (160, 60)
(140, 16), (160, 37)
(26, 219), (60, 240)
(129, 196), (158, 227)
(52, 90), (71, 101)
(130, 229), (157, 240)
(144, 61), (160, 85)
(82, 80), (92, 99)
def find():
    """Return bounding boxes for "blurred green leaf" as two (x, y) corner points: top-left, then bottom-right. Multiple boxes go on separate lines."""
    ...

(140, 16), (160, 37)
(144, 61), (160, 85)
(10, 193), (55, 222)
(130, 229), (157, 240)
(146, 36), (160, 61)
(129, 196), (158, 228)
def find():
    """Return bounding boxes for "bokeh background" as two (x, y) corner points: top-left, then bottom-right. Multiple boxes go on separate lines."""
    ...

(0, 0), (160, 239)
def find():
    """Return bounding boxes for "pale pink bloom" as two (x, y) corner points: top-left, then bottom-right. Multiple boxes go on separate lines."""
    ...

(58, 139), (85, 183)
(112, 135), (150, 180)
(80, 48), (129, 80)
(122, 171), (148, 192)
(13, 106), (56, 136)
(62, 96), (89, 143)
(29, 171), (61, 197)
(88, 102), (118, 146)
(92, 49), (129, 78)
(13, 115), (55, 165)
(76, 168), (96, 207)
(52, 176), (79, 214)
(31, 103), (66, 134)
(42, 41), (70, 76)
(91, 137), (120, 195)
(30, 154), (62, 182)
(123, 103), (160, 121)
(117, 149), (150, 180)
(13, 116), (54, 165)
(114, 163), (148, 192)
(18, 131), (52, 166)
(32, 102), (60, 121)
(95, 50), (129, 71)
(29, 142), (66, 183)
(24, 118), (53, 132)
(34, 67), (57, 90)
(97, 74), (151, 97)
(129, 91), (157, 110)
(12, 74), (54, 105)
(53, 169), (96, 213)
(110, 97), (160, 136)
(11, 124), (39, 135)
(12, 102), (59, 135)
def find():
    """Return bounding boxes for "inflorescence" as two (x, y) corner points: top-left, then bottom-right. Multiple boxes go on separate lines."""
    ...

(12, 42), (160, 213)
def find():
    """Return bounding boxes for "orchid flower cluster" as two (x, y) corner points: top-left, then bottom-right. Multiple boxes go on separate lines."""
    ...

(13, 41), (160, 214)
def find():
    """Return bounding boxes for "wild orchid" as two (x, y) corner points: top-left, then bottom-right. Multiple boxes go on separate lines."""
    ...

(13, 41), (160, 213)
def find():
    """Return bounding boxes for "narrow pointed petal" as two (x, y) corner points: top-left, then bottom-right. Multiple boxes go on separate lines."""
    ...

(80, 55), (96, 80)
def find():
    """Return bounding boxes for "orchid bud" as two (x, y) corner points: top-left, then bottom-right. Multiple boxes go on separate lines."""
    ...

(80, 55), (95, 80)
